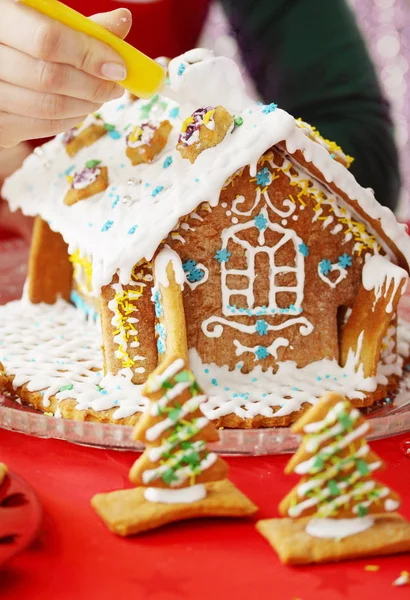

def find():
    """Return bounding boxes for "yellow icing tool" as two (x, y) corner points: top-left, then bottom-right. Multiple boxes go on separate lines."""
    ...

(19, 0), (166, 99)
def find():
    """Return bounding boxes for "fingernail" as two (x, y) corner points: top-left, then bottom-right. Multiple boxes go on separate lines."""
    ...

(101, 62), (127, 81)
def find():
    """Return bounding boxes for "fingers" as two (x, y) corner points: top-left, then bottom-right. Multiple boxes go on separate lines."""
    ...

(0, 80), (103, 121)
(0, 112), (88, 148)
(0, 45), (124, 104)
(0, 3), (128, 81)
(90, 9), (132, 40)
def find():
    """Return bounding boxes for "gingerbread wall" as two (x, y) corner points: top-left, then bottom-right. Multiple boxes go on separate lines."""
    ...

(165, 149), (377, 374)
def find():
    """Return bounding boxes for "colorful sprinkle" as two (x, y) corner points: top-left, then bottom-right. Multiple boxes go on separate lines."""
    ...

(163, 156), (173, 169)
(101, 220), (114, 232)
(364, 565), (380, 572)
(85, 159), (101, 169)
(214, 249), (231, 263)
(183, 260), (205, 283)
(255, 320), (269, 336)
(319, 259), (332, 276)
(256, 346), (269, 360)
(298, 243), (309, 257)
(338, 253), (352, 268)
(255, 167), (271, 188)
(254, 213), (268, 231)
(169, 106), (180, 119)
(234, 116), (244, 127)
(177, 63), (186, 76)
(152, 186), (164, 197)
(261, 102), (278, 114)
(128, 225), (138, 235)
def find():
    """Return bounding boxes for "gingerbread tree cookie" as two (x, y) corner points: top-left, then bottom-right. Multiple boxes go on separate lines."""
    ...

(177, 105), (234, 163)
(257, 392), (410, 564)
(64, 160), (109, 206)
(92, 357), (257, 536)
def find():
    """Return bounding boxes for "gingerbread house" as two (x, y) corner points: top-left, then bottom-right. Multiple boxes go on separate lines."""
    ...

(1, 49), (410, 428)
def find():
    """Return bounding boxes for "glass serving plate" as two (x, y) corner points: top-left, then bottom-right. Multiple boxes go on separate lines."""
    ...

(1, 238), (410, 455)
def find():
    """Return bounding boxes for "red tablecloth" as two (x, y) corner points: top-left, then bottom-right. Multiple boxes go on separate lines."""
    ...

(0, 429), (409, 600)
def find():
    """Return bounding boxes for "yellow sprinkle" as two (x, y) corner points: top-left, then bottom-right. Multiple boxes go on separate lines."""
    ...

(129, 126), (142, 143)
(203, 109), (215, 125)
(181, 116), (194, 133)
(364, 565), (380, 572)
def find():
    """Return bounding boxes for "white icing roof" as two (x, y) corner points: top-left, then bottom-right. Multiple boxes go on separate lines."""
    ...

(3, 48), (410, 289)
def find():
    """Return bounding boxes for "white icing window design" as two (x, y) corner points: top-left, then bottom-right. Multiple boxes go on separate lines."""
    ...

(221, 209), (305, 317)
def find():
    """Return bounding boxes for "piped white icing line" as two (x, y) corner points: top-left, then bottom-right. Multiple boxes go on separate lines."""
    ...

(0, 298), (146, 419)
(1, 299), (409, 422)
(362, 255), (408, 312)
(154, 247), (185, 290)
(305, 516), (374, 540)
(144, 484), (206, 504)
(3, 50), (410, 292)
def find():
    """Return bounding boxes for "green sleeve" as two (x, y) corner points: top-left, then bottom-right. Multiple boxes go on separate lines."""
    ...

(220, 0), (400, 211)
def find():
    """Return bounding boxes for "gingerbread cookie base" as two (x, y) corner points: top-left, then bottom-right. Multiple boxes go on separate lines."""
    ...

(92, 479), (258, 536)
(256, 514), (410, 564)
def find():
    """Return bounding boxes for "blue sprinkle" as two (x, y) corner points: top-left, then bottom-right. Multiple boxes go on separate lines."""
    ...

(152, 185), (164, 197)
(128, 225), (138, 235)
(169, 107), (180, 119)
(316, 376), (322, 381)
(325, 374), (330, 379)
(338, 253), (352, 269)
(255, 320), (269, 336)
(252, 378), (257, 383)
(163, 156), (173, 169)
(204, 368), (209, 374)
(261, 102), (278, 114)
(224, 387), (230, 391)
(319, 259), (332, 276)
(211, 378), (218, 386)
(120, 163), (125, 169)
(101, 220), (114, 232)
(177, 63), (186, 76)
(385, 397), (391, 404)
(65, 165), (75, 176)
(116, 104), (125, 111)
(111, 195), (120, 209)
(214, 248), (231, 263)
(195, 178), (200, 183)
(298, 243), (309, 257)
(256, 346), (269, 359)
(108, 130), (121, 140)
(254, 213), (268, 231)
(113, 400), (119, 405)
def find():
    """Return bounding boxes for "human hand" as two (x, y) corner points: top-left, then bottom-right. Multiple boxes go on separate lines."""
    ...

(0, 0), (132, 148)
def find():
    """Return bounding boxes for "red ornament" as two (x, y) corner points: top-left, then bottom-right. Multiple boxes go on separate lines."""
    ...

(0, 471), (42, 566)
(400, 438), (410, 458)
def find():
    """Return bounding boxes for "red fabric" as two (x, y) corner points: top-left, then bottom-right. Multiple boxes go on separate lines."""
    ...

(68, 0), (211, 59)
(1, 428), (409, 599)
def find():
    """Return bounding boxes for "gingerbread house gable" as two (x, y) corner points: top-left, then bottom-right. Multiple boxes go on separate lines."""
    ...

(1, 49), (410, 427)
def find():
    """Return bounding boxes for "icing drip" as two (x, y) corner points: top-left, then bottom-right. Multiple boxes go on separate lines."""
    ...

(144, 484), (206, 504)
(153, 247), (186, 290)
(305, 517), (374, 540)
(362, 255), (408, 312)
